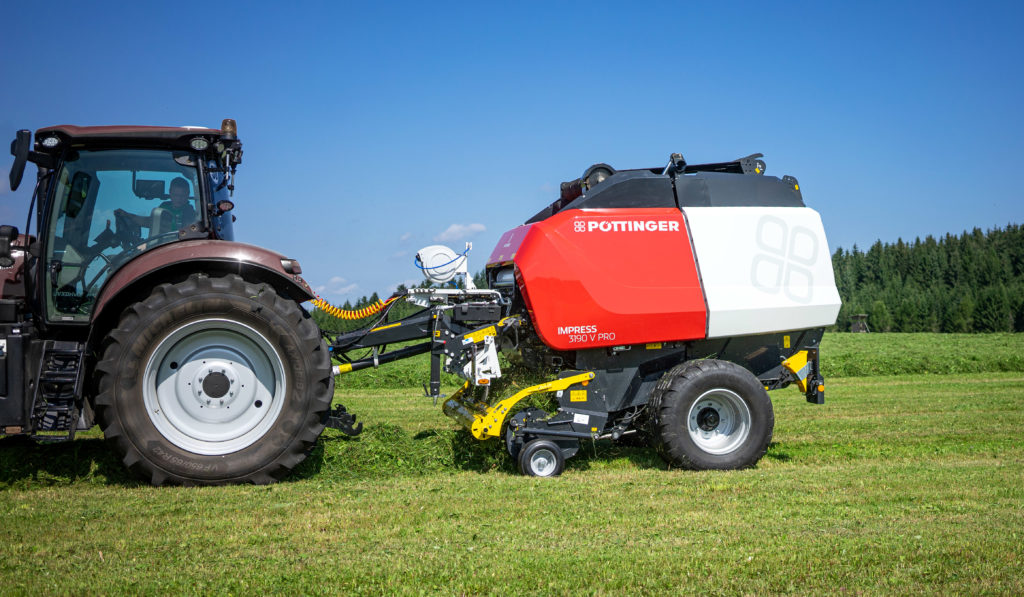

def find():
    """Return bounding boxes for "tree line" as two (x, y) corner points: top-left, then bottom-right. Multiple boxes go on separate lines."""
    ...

(831, 224), (1023, 332)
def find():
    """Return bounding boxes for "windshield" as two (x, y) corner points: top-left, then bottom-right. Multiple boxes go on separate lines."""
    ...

(45, 148), (200, 321)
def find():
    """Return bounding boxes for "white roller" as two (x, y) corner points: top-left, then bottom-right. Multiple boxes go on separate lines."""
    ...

(683, 206), (841, 338)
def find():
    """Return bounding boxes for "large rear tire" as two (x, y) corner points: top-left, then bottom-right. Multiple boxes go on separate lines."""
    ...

(95, 274), (333, 485)
(648, 359), (773, 470)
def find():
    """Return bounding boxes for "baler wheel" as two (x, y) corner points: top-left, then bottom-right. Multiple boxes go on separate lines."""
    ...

(95, 274), (334, 485)
(518, 439), (565, 477)
(648, 359), (773, 470)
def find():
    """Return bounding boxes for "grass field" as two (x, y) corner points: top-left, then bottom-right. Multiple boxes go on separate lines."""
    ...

(331, 332), (1024, 389)
(0, 335), (1022, 594)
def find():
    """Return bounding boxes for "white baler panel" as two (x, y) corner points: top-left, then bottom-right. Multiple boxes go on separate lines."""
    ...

(683, 206), (841, 338)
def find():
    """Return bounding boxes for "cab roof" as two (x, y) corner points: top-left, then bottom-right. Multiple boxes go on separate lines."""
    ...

(35, 124), (223, 143)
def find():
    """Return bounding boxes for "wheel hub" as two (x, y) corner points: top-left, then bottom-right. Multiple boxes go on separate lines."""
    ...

(697, 407), (720, 431)
(195, 366), (237, 405)
(530, 448), (557, 476)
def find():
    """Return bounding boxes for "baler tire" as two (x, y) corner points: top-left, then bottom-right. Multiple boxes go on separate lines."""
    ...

(648, 359), (773, 470)
(518, 439), (565, 477)
(94, 273), (334, 486)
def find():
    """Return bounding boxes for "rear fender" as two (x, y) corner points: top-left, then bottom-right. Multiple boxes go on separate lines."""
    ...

(86, 240), (314, 379)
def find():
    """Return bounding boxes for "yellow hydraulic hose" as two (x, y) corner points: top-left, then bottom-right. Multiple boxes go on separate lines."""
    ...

(311, 294), (399, 320)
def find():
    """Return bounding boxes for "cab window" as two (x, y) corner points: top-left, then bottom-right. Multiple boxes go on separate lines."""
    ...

(45, 149), (200, 322)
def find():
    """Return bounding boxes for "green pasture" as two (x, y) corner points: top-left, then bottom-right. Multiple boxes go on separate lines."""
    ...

(0, 334), (1022, 594)
(332, 332), (1024, 389)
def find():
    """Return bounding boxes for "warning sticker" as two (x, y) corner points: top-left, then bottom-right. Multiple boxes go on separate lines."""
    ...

(570, 390), (587, 402)
(573, 413), (589, 425)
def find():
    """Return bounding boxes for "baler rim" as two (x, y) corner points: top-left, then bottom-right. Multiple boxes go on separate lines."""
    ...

(685, 388), (752, 455)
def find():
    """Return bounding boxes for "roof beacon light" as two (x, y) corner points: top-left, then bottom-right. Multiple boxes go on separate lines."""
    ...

(221, 118), (237, 140)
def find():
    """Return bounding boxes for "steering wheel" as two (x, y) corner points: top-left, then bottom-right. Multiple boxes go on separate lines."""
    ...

(113, 209), (142, 250)
(78, 214), (178, 297)
(111, 209), (183, 259)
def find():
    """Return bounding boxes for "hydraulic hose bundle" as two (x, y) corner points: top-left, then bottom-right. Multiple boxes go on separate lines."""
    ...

(311, 294), (399, 320)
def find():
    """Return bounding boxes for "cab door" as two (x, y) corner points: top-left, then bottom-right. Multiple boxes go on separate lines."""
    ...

(44, 149), (200, 323)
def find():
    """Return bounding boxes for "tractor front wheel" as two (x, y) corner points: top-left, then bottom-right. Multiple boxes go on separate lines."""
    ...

(95, 274), (333, 485)
(648, 359), (773, 470)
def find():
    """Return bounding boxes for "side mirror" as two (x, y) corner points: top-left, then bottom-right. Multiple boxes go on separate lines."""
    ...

(0, 225), (19, 268)
(9, 130), (30, 191)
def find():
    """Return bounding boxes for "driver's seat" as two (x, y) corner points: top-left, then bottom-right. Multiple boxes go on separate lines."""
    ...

(151, 207), (175, 235)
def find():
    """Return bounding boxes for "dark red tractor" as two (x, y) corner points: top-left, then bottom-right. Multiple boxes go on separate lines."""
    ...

(1, 121), (336, 485)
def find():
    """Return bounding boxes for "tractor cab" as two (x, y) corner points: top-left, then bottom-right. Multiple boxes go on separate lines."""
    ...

(8, 121), (241, 323)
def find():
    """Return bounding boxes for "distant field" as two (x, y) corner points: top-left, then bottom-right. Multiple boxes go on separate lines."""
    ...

(822, 332), (1024, 377)
(1, 367), (1022, 594)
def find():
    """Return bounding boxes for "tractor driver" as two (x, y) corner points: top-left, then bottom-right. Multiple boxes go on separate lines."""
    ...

(115, 177), (198, 235)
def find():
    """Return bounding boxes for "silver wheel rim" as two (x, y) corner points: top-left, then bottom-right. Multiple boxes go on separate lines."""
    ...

(529, 447), (559, 476)
(143, 318), (287, 455)
(686, 388), (751, 455)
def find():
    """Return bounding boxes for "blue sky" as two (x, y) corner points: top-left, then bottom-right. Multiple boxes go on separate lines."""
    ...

(2, 1), (1022, 303)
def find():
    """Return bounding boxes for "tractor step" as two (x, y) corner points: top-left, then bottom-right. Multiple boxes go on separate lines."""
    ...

(30, 340), (84, 441)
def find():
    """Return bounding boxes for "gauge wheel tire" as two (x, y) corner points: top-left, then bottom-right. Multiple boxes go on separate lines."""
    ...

(95, 273), (334, 486)
(648, 359), (773, 470)
(518, 439), (565, 477)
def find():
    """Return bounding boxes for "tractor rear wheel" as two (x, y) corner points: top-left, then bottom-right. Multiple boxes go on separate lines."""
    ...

(648, 359), (773, 470)
(95, 274), (333, 485)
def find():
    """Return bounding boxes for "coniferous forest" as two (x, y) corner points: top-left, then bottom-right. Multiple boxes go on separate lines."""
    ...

(831, 224), (1024, 332)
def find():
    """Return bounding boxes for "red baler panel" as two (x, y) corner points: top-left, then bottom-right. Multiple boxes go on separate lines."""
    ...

(513, 208), (707, 350)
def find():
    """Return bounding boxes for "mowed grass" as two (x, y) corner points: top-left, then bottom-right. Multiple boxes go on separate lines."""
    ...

(1, 369), (1022, 595)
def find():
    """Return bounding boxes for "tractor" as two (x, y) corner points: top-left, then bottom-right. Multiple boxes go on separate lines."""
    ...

(1, 121), (337, 485)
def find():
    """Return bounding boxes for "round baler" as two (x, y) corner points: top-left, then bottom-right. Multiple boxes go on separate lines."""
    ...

(329, 152), (841, 476)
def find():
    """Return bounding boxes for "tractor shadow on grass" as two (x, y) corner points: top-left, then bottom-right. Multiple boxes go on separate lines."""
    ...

(0, 434), (141, 488)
